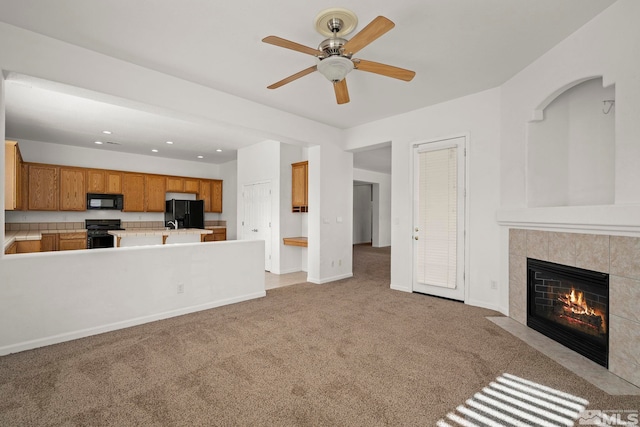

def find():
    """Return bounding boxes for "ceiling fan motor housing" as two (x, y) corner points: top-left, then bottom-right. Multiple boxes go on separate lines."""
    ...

(318, 37), (349, 58)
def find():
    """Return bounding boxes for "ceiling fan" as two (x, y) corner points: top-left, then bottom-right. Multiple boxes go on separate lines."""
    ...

(262, 8), (416, 105)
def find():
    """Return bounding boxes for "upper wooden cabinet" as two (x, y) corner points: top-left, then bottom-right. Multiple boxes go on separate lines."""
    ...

(122, 173), (145, 212)
(199, 180), (212, 212)
(28, 164), (59, 211)
(211, 179), (223, 213)
(145, 175), (166, 212)
(106, 170), (122, 194)
(5, 140), (25, 210)
(291, 161), (308, 213)
(86, 169), (106, 193)
(60, 167), (86, 211)
(166, 176), (184, 192)
(184, 178), (200, 194)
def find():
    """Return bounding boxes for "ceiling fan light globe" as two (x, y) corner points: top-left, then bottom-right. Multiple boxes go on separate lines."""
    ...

(317, 56), (354, 83)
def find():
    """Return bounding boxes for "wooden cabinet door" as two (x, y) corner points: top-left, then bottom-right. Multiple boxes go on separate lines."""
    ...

(199, 180), (212, 212)
(86, 169), (106, 193)
(28, 164), (59, 211)
(60, 167), (86, 211)
(145, 175), (166, 212)
(4, 140), (23, 210)
(122, 173), (145, 212)
(41, 233), (58, 252)
(291, 161), (308, 212)
(58, 232), (87, 251)
(166, 176), (184, 192)
(184, 178), (200, 193)
(211, 179), (223, 213)
(106, 171), (122, 194)
(5, 242), (17, 255)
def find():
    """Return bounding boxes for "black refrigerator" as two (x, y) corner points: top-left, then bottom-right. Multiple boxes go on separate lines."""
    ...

(165, 199), (204, 229)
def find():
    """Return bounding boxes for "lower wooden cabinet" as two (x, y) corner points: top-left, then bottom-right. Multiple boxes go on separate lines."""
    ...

(16, 240), (41, 253)
(5, 242), (17, 254)
(203, 228), (226, 242)
(41, 233), (58, 252)
(58, 232), (87, 251)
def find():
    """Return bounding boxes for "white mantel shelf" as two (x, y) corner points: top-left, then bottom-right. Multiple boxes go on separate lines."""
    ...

(496, 205), (640, 235)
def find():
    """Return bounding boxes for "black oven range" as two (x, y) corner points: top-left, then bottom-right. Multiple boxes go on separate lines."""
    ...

(85, 219), (123, 249)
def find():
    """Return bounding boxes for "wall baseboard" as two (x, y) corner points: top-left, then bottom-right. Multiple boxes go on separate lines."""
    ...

(307, 272), (353, 284)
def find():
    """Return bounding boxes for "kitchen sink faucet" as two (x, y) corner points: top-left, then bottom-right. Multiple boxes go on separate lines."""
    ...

(168, 220), (178, 229)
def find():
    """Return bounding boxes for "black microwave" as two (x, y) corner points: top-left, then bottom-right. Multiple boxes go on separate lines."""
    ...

(86, 193), (124, 210)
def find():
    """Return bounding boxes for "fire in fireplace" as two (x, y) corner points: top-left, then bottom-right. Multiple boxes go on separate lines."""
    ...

(527, 258), (609, 367)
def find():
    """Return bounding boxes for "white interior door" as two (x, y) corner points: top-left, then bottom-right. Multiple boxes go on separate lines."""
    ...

(242, 182), (272, 271)
(413, 137), (466, 301)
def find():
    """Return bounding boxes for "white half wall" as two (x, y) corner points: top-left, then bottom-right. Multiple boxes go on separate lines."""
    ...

(0, 240), (265, 355)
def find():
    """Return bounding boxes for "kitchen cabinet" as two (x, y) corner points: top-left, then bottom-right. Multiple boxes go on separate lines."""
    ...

(106, 170), (122, 194)
(5, 140), (25, 210)
(184, 178), (200, 194)
(41, 233), (58, 252)
(291, 161), (308, 212)
(5, 242), (17, 254)
(86, 169), (106, 193)
(199, 180), (212, 212)
(211, 179), (223, 213)
(58, 232), (87, 251)
(122, 173), (145, 212)
(16, 240), (41, 253)
(145, 174), (166, 212)
(203, 228), (226, 242)
(28, 164), (59, 211)
(59, 167), (86, 211)
(166, 176), (184, 192)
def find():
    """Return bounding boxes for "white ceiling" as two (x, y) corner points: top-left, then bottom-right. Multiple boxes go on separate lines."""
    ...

(0, 0), (615, 172)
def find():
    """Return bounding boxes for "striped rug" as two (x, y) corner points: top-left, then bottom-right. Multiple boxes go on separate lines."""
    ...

(437, 373), (589, 427)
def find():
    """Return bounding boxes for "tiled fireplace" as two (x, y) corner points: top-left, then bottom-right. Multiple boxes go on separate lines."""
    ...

(509, 229), (640, 387)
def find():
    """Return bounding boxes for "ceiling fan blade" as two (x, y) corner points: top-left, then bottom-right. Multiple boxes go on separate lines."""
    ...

(354, 59), (416, 81)
(262, 36), (319, 56)
(342, 16), (395, 55)
(333, 79), (350, 104)
(267, 66), (317, 89)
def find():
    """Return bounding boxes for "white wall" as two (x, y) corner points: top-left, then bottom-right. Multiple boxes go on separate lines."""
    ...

(500, 0), (640, 208)
(0, 240), (265, 354)
(527, 78), (615, 207)
(353, 168), (392, 247)
(353, 184), (372, 245)
(307, 144), (353, 284)
(345, 88), (502, 311)
(219, 160), (238, 239)
(279, 143), (306, 273)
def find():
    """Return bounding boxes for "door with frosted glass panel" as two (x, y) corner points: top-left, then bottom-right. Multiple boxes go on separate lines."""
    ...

(413, 137), (466, 301)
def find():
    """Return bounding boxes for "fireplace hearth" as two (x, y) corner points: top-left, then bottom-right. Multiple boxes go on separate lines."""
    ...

(527, 258), (609, 367)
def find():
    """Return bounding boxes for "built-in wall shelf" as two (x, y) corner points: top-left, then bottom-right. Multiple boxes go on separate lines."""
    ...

(283, 237), (308, 247)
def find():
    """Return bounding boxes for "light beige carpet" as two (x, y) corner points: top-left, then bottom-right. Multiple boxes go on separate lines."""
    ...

(1, 245), (638, 426)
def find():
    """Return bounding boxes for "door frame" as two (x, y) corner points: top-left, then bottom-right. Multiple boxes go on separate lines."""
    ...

(411, 133), (470, 302)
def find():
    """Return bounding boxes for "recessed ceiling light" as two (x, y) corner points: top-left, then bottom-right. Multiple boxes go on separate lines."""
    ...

(216, 149), (222, 152)
(166, 141), (174, 145)
(94, 141), (103, 145)
(152, 149), (158, 153)
(197, 155), (204, 159)
(102, 130), (112, 135)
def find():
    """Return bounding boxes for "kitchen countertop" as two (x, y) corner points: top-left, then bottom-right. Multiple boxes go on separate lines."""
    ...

(107, 228), (213, 238)
(4, 229), (87, 252)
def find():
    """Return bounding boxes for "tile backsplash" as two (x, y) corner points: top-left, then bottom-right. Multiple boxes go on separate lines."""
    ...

(5, 220), (226, 231)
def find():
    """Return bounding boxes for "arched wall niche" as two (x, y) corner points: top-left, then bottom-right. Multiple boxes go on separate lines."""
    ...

(526, 77), (615, 208)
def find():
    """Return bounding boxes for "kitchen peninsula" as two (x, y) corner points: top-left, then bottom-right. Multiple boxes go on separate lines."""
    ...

(109, 228), (212, 247)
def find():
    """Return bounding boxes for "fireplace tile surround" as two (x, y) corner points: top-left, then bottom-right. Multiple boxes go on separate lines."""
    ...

(509, 229), (640, 388)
